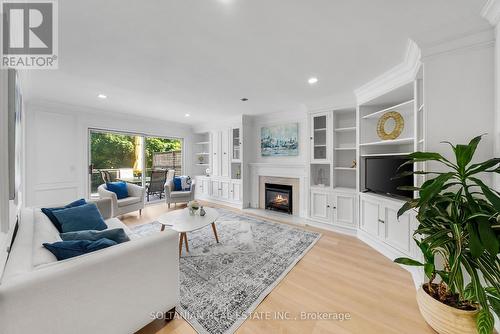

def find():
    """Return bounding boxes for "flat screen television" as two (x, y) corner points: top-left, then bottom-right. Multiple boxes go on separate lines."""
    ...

(364, 156), (414, 200)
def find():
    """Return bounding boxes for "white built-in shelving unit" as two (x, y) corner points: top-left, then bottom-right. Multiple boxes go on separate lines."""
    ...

(308, 107), (358, 229)
(193, 134), (211, 173)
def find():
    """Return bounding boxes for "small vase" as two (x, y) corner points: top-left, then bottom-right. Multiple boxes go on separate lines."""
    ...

(199, 206), (206, 216)
(189, 208), (195, 215)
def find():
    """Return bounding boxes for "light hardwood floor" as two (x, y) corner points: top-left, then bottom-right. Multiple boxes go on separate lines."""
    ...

(121, 202), (434, 334)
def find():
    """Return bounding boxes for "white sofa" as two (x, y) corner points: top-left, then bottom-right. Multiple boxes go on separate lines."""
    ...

(0, 198), (179, 334)
(98, 183), (146, 217)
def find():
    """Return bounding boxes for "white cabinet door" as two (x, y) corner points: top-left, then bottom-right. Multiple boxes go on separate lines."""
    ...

(211, 131), (220, 176)
(210, 180), (220, 198)
(231, 182), (241, 202)
(220, 180), (230, 200)
(360, 196), (380, 236)
(310, 190), (331, 222)
(221, 130), (230, 177)
(310, 112), (331, 163)
(333, 192), (355, 227)
(201, 178), (211, 197)
(383, 203), (412, 254)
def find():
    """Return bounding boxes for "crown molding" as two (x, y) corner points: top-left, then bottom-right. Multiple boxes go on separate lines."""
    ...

(482, 0), (500, 26)
(354, 39), (421, 105)
(420, 28), (494, 60)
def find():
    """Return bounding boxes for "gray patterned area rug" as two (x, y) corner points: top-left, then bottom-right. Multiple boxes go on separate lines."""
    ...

(132, 208), (321, 334)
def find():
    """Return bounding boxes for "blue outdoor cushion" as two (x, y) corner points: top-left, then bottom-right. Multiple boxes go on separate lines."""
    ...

(43, 238), (117, 261)
(41, 199), (87, 232)
(60, 228), (130, 244)
(52, 203), (108, 233)
(106, 181), (129, 199)
(173, 177), (182, 191)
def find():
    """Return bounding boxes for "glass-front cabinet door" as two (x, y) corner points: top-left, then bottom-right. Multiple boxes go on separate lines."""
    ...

(232, 128), (241, 161)
(310, 112), (331, 162)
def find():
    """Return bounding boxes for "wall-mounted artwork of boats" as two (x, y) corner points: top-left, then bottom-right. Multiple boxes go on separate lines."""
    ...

(261, 123), (299, 157)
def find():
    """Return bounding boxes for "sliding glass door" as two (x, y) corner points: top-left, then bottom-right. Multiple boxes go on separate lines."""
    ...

(88, 129), (183, 202)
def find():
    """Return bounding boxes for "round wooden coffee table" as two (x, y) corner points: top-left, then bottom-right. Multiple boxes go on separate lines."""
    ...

(157, 208), (220, 256)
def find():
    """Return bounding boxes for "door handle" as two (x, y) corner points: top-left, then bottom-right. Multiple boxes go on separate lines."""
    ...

(378, 219), (385, 224)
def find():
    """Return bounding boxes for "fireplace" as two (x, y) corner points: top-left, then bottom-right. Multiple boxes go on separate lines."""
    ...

(265, 183), (293, 214)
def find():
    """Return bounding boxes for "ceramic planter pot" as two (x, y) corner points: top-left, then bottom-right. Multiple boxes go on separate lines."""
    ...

(416, 286), (480, 334)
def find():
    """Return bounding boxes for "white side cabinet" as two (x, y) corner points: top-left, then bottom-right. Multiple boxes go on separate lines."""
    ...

(359, 193), (415, 257)
(310, 189), (331, 222)
(194, 176), (242, 206)
(309, 189), (356, 229)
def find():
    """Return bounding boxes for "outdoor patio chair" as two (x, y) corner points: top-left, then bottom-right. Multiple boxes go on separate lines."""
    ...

(146, 170), (167, 201)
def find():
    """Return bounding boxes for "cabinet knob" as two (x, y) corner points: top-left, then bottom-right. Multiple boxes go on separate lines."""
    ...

(310, 137), (313, 140)
(327, 205), (330, 208)
(378, 219), (385, 224)
(333, 206), (337, 209)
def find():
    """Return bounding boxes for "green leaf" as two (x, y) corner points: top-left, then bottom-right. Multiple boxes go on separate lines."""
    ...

(488, 294), (500, 319)
(455, 135), (484, 171)
(394, 257), (424, 266)
(464, 283), (476, 302)
(468, 223), (485, 258)
(419, 173), (455, 203)
(397, 200), (419, 218)
(424, 263), (435, 279)
(470, 177), (500, 213)
(467, 158), (500, 176)
(476, 309), (494, 334)
(477, 218), (500, 255)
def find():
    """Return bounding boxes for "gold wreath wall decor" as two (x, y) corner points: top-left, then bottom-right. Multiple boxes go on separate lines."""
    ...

(377, 111), (404, 140)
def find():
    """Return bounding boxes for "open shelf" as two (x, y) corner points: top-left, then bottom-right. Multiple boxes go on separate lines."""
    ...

(195, 152), (210, 155)
(362, 99), (414, 119)
(360, 137), (414, 147)
(335, 147), (356, 151)
(196, 141), (210, 145)
(334, 127), (356, 132)
(361, 152), (412, 157)
(335, 167), (356, 171)
(314, 128), (327, 132)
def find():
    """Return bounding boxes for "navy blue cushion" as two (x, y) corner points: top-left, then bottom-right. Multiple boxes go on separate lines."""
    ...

(60, 228), (130, 244)
(52, 203), (108, 233)
(43, 238), (117, 261)
(41, 199), (87, 232)
(173, 177), (182, 191)
(106, 181), (129, 199)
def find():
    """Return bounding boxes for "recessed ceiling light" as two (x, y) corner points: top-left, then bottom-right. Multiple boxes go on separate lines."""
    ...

(308, 77), (318, 85)
(97, 94), (107, 99)
(240, 98), (248, 101)
(185, 113), (191, 117)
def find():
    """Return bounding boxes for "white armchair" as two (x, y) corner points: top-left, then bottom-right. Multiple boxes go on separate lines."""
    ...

(98, 183), (145, 217)
(164, 179), (195, 208)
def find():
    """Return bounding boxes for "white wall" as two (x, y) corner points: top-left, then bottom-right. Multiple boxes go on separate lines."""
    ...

(424, 43), (495, 180)
(24, 100), (194, 207)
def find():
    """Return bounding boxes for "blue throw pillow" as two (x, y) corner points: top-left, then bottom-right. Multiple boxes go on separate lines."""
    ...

(41, 199), (87, 232)
(43, 238), (117, 261)
(106, 181), (129, 199)
(60, 228), (130, 244)
(173, 177), (182, 191)
(52, 203), (108, 233)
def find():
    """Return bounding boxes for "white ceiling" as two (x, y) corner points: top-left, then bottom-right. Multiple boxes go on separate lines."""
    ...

(22, 0), (489, 125)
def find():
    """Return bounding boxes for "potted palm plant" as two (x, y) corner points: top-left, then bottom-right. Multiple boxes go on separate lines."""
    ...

(394, 135), (500, 334)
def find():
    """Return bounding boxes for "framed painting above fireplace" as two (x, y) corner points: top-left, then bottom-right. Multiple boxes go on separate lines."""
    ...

(260, 123), (299, 157)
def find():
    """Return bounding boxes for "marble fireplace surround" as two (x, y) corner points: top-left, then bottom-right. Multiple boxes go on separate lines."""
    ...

(249, 163), (307, 217)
